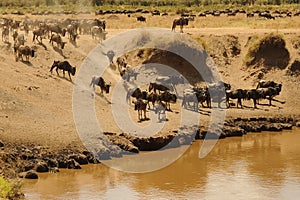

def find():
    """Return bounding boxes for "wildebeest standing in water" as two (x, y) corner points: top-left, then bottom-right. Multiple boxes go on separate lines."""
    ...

(90, 76), (111, 95)
(171, 17), (189, 33)
(50, 60), (76, 81)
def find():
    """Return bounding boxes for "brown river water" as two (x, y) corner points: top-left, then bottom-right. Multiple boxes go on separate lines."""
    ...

(23, 128), (300, 200)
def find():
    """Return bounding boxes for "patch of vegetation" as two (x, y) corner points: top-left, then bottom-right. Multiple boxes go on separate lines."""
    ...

(244, 33), (290, 69)
(0, 176), (23, 200)
(287, 59), (300, 76)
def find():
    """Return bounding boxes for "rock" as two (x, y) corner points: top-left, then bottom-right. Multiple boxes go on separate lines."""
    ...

(67, 159), (81, 169)
(47, 159), (59, 168)
(19, 170), (38, 179)
(36, 160), (49, 172)
(69, 154), (89, 165)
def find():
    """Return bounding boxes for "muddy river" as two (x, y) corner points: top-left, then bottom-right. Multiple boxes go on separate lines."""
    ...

(23, 128), (300, 199)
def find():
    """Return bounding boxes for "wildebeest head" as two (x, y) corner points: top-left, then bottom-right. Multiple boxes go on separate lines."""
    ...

(105, 83), (111, 94)
(70, 67), (76, 76)
(31, 49), (35, 57)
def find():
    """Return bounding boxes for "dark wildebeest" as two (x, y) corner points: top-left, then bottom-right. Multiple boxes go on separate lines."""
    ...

(15, 45), (35, 62)
(50, 60), (76, 81)
(149, 82), (170, 94)
(133, 99), (148, 122)
(49, 34), (66, 49)
(158, 91), (177, 111)
(126, 87), (147, 103)
(193, 87), (211, 108)
(225, 89), (247, 108)
(2, 26), (9, 42)
(137, 16), (146, 22)
(208, 81), (231, 108)
(171, 17), (189, 33)
(32, 28), (46, 43)
(90, 76), (111, 95)
(146, 92), (159, 109)
(256, 87), (282, 106)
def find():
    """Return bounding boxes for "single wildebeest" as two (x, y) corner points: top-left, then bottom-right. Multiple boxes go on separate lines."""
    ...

(12, 29), (18, 41)
(149, 82), (170, 94)
(91, 26), (106, 43)
(15, 34), (25, 45)
(50, 60), (76, 81)
(133, 99), (148, 122)
(47, 24), (66, 37)
(106, 50), (115, 64)
(137, 16), (146, 22)
(256, 80), (282, 89)
(15, 45), (35, 62)
(171, 17), (189, 33)
(49, 34), (66, 49)
(256, 86), (282, 106)
(182, 89), (199, 111)
(225, 89), (247, 108)
(2, 26), (9, 42)
(193, 87), (211, 108)
(32, 28), (46, 43)
(126, 87), (147, 103)
(158, 91), (177, 111)
(90, 76), (111, 95)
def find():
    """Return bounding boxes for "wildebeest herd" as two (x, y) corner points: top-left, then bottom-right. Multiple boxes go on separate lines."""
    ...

(0, 13), (285, 123)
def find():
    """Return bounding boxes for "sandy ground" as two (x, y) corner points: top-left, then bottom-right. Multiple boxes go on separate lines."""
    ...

(0, 14), (300, 152)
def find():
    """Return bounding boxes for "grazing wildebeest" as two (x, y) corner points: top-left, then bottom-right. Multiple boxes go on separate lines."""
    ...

(225, 89), (247, 108)
(49, 34), (66, 49)
(91, 26), (106, 43)
(158, 91), (177, 111)
(15, 45), (35, 62)
(2, 26), (9, 42)
(171, 17), (189, 33)
(137, 16), (146, 22)
(90, 76), (111, 95)
(149, 82), (170, 94)
(50, 60), (76, 81)
(133, 99), (148, 122)
(32, 28), (46, 43)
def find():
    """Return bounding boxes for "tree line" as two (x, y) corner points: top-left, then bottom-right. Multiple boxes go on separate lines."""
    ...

(0, 0), (299, 8)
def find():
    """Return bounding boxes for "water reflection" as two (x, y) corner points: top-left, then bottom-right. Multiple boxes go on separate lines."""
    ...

(24, 128), (300, 199)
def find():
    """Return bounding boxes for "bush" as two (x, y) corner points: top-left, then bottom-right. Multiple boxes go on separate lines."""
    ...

(0, 176), (23, 200)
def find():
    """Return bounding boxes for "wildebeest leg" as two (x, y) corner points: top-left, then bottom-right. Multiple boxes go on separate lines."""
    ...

(180, 25), (183, 33)
(253, 99), (257, 109)
(56, 67), (60, 76)
(68, 71), (72, 81)
(269, 96), (272, 106)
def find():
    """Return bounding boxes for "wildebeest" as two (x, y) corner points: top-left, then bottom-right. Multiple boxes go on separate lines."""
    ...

(126, 87), (147, 103)
(149, 82), (170, 94)
(47, 24), (66, 37)
(50, 60), (76, 81)
(12, 29), (18, 41)
(133, 99), (148, 122)
(90, 76), (111, 95)
(91, 26), (106, 43)
(122, 67), (139, 82)
(182, 89), (199, 111)
(15, 45), (35, 62)
(106, 50), (115, 64)
(193, 87), (211, 108)
(15, 34), (25, 45)
(225, 89), (247, 108)
(158, 91), (177, 111)
(137, 16), (146, 22)
(256, 80), (282, 89)
(2, 26), (9, 42)
(49, 34), (66, 49)
(171, 17), (189, 33)
(156, 75), (184, 85)
(208, 81), (231, 108)
(32, 28), (46, 43)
